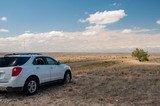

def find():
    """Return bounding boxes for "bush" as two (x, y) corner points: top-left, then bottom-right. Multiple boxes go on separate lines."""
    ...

(132, 48), (150, 61)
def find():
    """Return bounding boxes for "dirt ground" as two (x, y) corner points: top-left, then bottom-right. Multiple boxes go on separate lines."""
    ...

(0, 53), (160, 106)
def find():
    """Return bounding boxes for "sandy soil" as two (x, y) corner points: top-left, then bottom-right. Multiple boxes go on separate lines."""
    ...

(0, 53), (160, 106)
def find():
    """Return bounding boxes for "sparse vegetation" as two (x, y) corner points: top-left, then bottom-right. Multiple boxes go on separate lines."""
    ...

(1, 53), (160, 105)
(132, 48), (150, 61)
(71, 61), (119, 72)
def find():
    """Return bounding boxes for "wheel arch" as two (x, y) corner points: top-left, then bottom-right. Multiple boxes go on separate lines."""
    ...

(24, 75), (40, 85)
(65, 69), (72, 79)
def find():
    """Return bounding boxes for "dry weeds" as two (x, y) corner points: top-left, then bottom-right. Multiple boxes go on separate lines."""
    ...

(0, 53), (160, 106)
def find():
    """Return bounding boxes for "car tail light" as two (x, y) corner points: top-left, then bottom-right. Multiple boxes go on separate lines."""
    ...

(12, 67), (22, 76)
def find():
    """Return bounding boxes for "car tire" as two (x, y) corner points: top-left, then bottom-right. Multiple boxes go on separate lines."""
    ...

(23, 77), (38, 95)
(63, 71), (72, 84)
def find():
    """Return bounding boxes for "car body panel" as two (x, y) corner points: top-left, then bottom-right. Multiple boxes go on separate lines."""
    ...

(0, 54), (71, 91)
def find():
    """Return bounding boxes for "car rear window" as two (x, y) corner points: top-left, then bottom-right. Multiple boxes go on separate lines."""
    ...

(0, 57), (30, 67)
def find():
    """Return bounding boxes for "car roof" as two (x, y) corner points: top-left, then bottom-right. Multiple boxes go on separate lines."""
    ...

(4, 53), (50, 57)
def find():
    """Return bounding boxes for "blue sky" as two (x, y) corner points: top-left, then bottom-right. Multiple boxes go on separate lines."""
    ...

(0, 0), (160, 52)
(0, 0), (159, 36)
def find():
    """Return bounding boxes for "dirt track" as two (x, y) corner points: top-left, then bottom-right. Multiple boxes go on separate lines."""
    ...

(0, 57), (160, 106)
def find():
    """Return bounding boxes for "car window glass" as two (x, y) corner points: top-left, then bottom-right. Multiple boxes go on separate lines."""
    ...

(0, 57), (30, 67)
(33, 57), (46, 65)
(45, 57), (58, 65)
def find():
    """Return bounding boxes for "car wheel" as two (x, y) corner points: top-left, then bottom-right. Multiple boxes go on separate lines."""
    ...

(63, 71), (71, 84)
(23, 77), (38, 95)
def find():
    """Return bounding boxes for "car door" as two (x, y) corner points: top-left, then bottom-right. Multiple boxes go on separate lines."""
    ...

(32, 57), (51, 83)
(44, 57), (63, 81)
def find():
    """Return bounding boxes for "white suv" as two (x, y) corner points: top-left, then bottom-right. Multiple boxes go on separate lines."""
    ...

(0, 53), (72, 95)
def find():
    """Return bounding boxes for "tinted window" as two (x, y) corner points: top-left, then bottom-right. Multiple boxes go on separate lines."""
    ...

(0, 57), (30, 67)
(45, 57), (58, 65)
(33, 57), (46, 65)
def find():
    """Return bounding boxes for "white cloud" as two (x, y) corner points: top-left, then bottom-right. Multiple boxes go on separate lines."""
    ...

(1, 17), (7, 21)
(82, 25), (106, 35)
(112, 2), (121, 6)
(0, 29), (9, 32)
(80, 10), (126, 25)
(79, 19), (86, 23)
(85, 25), (105, 30)
(122, 28), (156, 34)
(0, 29), (160, 52)
(0, 10), (160, 53)
(157, 20), (160, 25)
(122, 29), (132, 33)
(133, 28), (156, 33)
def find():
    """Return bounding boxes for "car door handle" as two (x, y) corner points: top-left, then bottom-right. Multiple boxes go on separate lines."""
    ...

(36, 67), (40, 69)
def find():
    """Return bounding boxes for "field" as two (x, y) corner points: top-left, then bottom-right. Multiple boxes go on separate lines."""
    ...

(0, 53), (160, 106)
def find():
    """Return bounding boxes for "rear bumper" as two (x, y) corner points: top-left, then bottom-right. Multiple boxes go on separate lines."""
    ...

(0, 76), (24, 92)
(0, 86), (23, 92)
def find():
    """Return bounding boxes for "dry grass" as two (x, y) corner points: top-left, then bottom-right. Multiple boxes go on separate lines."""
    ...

(71, 60), (119, 73)
(0, 52), (160, 105)
(45, 52), (131, 63)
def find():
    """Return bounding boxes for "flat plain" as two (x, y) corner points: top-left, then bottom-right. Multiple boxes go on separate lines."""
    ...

(0, 52), (160, 106)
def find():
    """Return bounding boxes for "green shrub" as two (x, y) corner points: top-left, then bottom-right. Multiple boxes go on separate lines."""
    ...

(132, 48), (150, 61)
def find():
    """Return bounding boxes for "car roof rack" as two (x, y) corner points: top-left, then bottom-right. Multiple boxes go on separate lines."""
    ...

(4, 53), (42, 56)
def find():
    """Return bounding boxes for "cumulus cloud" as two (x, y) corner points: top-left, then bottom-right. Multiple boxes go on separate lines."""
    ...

(85, 25), (105, 30)
(0, 31), (70, 52)
(1, 17), (7, 21)
(82, 25), (106, 36)
(80, 10), (127, 36)
(157, 20), (160, 25)
(0, 10), (160, 53)
(80, 10), (126, 25)
(0, 28), (160, 52)
(0, 29), (9, 32)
